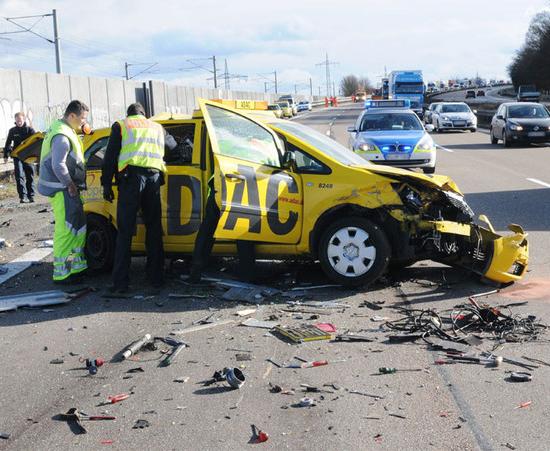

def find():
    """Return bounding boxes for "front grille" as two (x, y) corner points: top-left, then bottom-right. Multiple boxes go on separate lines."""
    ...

(375, 159), (430, 166)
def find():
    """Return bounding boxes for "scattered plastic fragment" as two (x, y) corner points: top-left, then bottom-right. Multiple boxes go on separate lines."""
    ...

(126, 367), (145, 374)
(50, 358), (64, 364)
(105, 394), (129, 405)
(0, 433), (10, 440)
(250, 424), (269, 443)
(236, 353), (252, 361)
(509, 372), (532, 382)
(133, 419), (150, 429)
(121, 334), (152, 360)
(170, 319), (235, 335)
(514, 401), (532, 409)
(0, 290), (70, 313)
(241, 318), (279, 329)
(298, 397), (315, 407)
(174, 377), (190, 383)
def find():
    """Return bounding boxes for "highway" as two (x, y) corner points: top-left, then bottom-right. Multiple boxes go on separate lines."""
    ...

(1, 104), (550, 450)
(429, 86), (514, 104)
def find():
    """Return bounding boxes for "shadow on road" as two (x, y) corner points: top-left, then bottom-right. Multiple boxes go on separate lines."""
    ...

(466, 187), (550, 231)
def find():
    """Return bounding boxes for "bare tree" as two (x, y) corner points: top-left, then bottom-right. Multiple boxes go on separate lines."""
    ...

(340, 75), (360, 96)
(358, 77), (374, 92)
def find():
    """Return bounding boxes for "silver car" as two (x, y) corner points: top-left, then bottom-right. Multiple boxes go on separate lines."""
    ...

(432, 102), (477, 132)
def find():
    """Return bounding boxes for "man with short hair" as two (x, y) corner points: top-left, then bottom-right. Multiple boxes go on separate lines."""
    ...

(38, 100), (89, 283)
(3, 112), (36, 203)
(101, 102), (169, 293)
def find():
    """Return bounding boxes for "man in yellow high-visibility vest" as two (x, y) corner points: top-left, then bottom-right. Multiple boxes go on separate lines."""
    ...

(101, 103), (170, 293)
(38, 100), (90, 283)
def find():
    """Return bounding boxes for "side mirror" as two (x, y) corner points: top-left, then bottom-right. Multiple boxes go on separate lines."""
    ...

(496, 115), (504, 120)
(425, 124), (435, 132)
(282, 150), (296, 170)
(347, 126), (357, 133)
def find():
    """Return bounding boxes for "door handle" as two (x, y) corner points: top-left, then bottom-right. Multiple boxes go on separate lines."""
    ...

(225, 173), (245, 182)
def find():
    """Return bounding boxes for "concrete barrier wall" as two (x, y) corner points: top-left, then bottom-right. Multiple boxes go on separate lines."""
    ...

(0, 68), (283, 146)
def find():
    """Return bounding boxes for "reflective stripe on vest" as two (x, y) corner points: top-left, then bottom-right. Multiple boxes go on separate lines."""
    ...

(118, 115), (166, 172)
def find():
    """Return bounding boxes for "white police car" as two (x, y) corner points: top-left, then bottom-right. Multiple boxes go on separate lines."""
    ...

(348, 100), (436, 174)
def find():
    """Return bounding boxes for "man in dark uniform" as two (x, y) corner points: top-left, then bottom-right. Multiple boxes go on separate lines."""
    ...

(101, 103), (175, 293)
(3, 112), (36, 203)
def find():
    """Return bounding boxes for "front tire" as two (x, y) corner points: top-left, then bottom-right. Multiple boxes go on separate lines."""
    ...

(85, 214), (116, 272)
(503, 132), (511, 148)
(423, 166), (436, 174)
(318, 217), (390, 287)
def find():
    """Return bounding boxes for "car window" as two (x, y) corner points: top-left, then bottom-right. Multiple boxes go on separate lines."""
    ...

(359, 113), (423, 131)
(440, 104), (470, 113)
(284, 141), (330, 174)
(270, 121), (370, 166)
(85, 137), (108, 169)
(497, 105), (504, 116)
(507, 104), (550, 118)
(205, 104), (281, 167)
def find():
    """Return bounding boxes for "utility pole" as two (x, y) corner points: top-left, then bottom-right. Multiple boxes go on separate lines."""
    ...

(264, 81), (268, 93)
(212, 55), (217, 89)
(274, 70), (278, 94)
(125, 62), (129, 80)
(309, 77), (313, 97)
(124, 62), (158, 80)
(1, 9), (63, 73)
(294, 84), (297, 95)
(224, 59), (229, 90)
(316, 52), (338, 97)
(52, 9), (61, 74)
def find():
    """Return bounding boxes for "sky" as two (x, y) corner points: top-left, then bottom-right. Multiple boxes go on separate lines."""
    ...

(0, 0), (548, 95)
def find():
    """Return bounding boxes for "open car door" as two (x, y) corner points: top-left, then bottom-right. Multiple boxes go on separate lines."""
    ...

(9, 132), (45, 163)
(198, 99), (303, 244)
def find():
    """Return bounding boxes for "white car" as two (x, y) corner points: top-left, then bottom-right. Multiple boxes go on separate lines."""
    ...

(432, 102), (477, 132)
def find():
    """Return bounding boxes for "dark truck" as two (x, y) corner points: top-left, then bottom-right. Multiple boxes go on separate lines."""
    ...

(517, 85), (541, 102)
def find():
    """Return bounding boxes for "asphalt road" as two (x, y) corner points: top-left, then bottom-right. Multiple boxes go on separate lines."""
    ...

(429, 86), (514, 104)
(1, 104), (549, 450)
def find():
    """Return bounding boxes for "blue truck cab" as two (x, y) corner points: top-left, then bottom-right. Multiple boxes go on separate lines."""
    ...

(348, 99), (437, 174)
(389, 70), (425, 118)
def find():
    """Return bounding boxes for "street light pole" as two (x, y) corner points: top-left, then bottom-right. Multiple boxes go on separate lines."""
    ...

(274, 70), (278, 94)
(212, 55), (217, 89)
(52, 9), (62, 74)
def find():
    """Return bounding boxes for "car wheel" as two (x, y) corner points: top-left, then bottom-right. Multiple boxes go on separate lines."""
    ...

(470, 128), (477, 133)
(503, 132), (511, 148)
(423, 167), (436, 174)
(318, 217), (390, 287)
(85, 214), (116, 272)
(490, 128), (498, 144)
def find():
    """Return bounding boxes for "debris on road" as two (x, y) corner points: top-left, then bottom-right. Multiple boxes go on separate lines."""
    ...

(349, 390), (385, 400)
(170, 319), (235, 335)
(273, 324), (333, 343)
(55, 408), (115, 434)
(241, 318), (279, 329)
(509, 372), (532, 382)
(122, 334), (152, 360)
(50, 358), (64, 365)
(0, 432), (10, 440)
(236, 308), (257, 317)
(208, 367), (246, 389)
(514, 401), (532, 409)
(133, 419), (150, 429)
(379, 367), (423, 374)
(298, 397), (316, 407)
(101, 394), (130, 405)
(0, 290), (72, 312)
(333, 333), (375, 343)
(174, 376), (190, 383)
(236, 353), (252, 361)
(84, 358), (105, 375)
(250, 424), (269, 443)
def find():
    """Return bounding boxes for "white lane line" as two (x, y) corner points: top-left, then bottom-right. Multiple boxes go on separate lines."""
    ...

(527, 178), (550, 188)
(0, 247), (53, 285)
(436, 144), (454, 153)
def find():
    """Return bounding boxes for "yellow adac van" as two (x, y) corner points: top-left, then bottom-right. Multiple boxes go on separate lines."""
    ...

(14, 99), (529, 287)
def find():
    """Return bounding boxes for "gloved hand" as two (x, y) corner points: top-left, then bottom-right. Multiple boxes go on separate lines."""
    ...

(103, 185), (114, 203)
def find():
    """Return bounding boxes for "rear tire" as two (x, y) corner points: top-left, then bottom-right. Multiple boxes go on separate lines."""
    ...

(318, 217), (390, 287)
(490, 128), (498, 144)
(85, 214), (116, 272)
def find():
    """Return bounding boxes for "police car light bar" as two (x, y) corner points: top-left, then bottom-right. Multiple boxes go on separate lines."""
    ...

(364, 99), (411, 109)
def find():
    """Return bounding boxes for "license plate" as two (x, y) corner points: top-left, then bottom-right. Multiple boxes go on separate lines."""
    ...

(528, 131), (545, 137)
(453, 121), (466, 126)
(386, 153), (409, 160)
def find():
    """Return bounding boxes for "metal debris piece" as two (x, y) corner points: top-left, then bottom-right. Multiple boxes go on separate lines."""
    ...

(50, 358), (64, 364)
(509, 372), (532, 382)
(0, 432), (10, 440)
(334, 334), (374, 342)
(236, 353), (252, 361)
(173, 377), (190, 383)
(349, 390), (384, 400)
(0, 290), (70, 312)
(168, 293), (209, 299)
(273, 324), (332, 343)
(236, 308), (257, 317)
(298, 397), (315, 407)
(240, 318), (279, 329)
(170, 319), (234, 335)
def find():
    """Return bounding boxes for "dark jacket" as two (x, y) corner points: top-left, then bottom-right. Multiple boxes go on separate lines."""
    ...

(3, 123), (36, 159)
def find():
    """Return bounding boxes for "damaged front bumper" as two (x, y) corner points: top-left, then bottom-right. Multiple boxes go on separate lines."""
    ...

(429, 216), (529, 285)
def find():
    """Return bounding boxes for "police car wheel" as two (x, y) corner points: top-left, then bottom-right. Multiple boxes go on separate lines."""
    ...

(490, 128), (498, 144)
(85, 214), (115, 272)
(319, 217), (390, 287)
(423, 167), (436, 174)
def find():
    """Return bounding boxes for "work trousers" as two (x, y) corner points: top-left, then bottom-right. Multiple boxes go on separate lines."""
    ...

(13, 157), (35, 200)
(50, 190), (87, 281)
(191, 190), (255, 280)
(112, 166), (164, 288)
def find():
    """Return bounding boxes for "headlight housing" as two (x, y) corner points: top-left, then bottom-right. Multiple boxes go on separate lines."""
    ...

(442, 115), (450, 121)
(358, 143), (378, 152)
(415, 135), (435, 151)
(508, 123), (523, 131)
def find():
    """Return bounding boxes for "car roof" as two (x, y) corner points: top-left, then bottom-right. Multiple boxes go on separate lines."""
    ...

(438, 102), (468, 105)
(501, 102), (542, 107)
(363, 108), (417, 115)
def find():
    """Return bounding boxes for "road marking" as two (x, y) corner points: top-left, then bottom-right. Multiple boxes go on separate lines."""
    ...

(0, 247), (53, 285)
(436, 144), (454, 153)
(527, 178), (550, 188)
